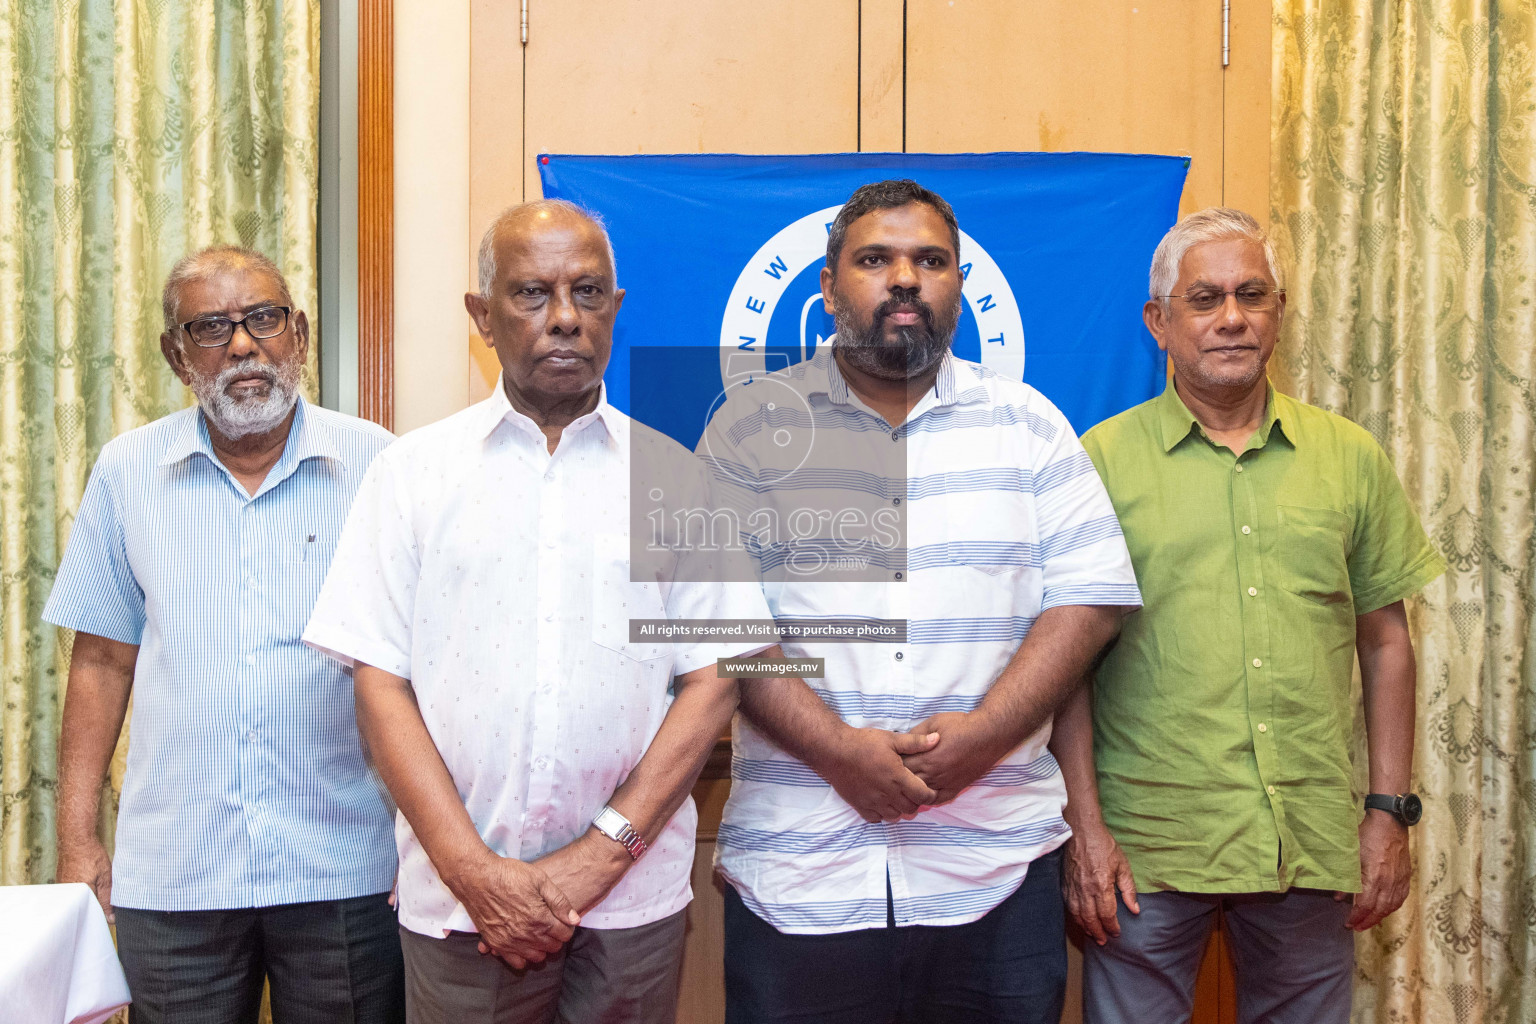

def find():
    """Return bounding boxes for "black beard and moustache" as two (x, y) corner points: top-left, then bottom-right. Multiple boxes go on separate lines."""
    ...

(833, 286), (961, 381)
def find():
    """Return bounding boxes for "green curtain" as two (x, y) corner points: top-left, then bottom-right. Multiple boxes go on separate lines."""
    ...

(0, 0), (319, 886)
(1272, 2), (1535, 1022)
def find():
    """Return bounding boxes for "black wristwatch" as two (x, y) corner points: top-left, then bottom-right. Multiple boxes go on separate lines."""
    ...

(1365, 792), (1422, 826)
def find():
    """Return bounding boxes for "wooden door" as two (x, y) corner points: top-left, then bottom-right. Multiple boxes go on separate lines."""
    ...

(906, 0), (1269, 217)
(905, 0), (1223, 213)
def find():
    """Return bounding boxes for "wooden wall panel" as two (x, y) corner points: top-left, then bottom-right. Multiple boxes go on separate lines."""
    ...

(467, 0), (525, 402)
(358, 0), (393, 430)
(520, 0), (859, 196)
(904, 0), (1224, 214)
(859, 0), (905, 151)
(1223, 0), (1272, 223)
(679, 762), (732, 1024)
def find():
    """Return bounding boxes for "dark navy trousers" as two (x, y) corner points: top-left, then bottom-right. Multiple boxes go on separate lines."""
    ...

(724, 847), (1067, 1024)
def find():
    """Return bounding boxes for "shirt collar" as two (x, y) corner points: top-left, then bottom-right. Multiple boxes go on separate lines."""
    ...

(816, 336), (984, 411)
(1156, 378), (1290, 453)
(280, 398), (344, 466)
(477, 374), (621, 446)
(157, 397), (338, 470)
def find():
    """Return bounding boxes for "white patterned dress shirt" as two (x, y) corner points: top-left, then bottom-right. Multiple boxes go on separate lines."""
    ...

(304, 381), (773, 937)
(702, 345), (1142, 934)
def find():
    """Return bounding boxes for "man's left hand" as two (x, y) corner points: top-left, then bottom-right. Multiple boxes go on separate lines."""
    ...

(475, 830), (632, 957)
(1343, 810), (1411, 931)
(901, 711), (1010, 805)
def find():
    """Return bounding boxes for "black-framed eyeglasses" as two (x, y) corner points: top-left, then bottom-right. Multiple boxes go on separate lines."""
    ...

(180, 306), (292, 348)
(1159, 286), (1283, 315)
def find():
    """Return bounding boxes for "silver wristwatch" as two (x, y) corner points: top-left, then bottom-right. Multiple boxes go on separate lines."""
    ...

(592, 805), (648, 861)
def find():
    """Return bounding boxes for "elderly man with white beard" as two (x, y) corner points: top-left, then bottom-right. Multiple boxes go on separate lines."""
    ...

(45, 246), (405, 1024)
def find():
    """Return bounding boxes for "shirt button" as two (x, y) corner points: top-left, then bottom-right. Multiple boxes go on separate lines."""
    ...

(892, 497), (902, 506)
(894, 571), (904, 581)
(1266, 785), (1276, 796)
(543, 613), (553, 622)
(245, 654), (256, 666)
(1235, 464), (1244, 473)
(1252, 658), (1263, 668)
(1242, 525), (1252, 535)
(1257, 722), (1268, 733)
(890, 431), (900, 441)
(536, 757), (549, 770)
(1248, 586), (1258, 597)
(894, 651), (904, 661)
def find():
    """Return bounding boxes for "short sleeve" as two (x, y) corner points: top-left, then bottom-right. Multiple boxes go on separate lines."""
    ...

(694, 394), (771, 574)
(658, 441), (777, 674)
(1347, 439), (1447, 614)
(303, 453), (419, 675)
(43, 460), (145, 646)
(662, 580), (774, 675)
(1030, 397), (1143, 611)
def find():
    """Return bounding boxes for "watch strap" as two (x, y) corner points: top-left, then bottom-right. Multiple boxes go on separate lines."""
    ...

(1365, 792), (1420, 825)
(592, 805), (648, 861)
(1364, 793), (1399, 816)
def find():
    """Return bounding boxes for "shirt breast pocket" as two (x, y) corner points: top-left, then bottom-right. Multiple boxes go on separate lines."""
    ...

(1273, 505), (1352, 604)
(591, 533), (669, 662)
(287, 530), (339, 637)
(294, 531), (338, 593)
(943, 494), (1035, 578)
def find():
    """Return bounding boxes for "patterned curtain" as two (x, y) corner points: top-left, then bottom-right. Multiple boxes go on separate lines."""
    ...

(1271, 3), (1535, 1022)
(0, 0), (319, 886)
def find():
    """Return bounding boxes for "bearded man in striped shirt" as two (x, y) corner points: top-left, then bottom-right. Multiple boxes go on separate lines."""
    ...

(701, 180), (1142, 1024)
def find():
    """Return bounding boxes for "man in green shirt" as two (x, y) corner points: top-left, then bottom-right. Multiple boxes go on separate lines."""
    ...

(1052, 208), (1444, 1024)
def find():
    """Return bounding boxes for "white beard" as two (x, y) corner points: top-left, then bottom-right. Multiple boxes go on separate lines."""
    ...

(188, 359), (301, 439)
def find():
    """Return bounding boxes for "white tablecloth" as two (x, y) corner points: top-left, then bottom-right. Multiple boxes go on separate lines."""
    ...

(0, 883), (130, 1024)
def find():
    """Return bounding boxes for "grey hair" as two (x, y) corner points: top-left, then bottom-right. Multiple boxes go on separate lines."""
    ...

(1148, 208), (1283, 305)
(476, 199), (618, 296)
(162, 245), (291, 332)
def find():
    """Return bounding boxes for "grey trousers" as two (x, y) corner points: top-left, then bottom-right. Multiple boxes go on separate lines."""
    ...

(114, 894), (404, 1024)
(1082, 889), (1354, 1024)
(400, 910), (686, 1024)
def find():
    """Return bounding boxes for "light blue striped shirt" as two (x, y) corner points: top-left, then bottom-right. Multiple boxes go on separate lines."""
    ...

(702, 345), (1142, 934)
(43, 399), (398, 911)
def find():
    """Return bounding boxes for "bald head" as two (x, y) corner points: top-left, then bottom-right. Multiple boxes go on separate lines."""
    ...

(477, 200), (617, 297)
(464, 200), (626, 423)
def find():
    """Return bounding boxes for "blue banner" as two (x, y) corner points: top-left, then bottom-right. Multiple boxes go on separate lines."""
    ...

(540, 152), (1187, 446)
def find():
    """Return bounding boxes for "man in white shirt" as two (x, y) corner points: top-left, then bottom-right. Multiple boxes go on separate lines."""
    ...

(701, 180), (1142, 1023)
(304, 200), (773, 1024)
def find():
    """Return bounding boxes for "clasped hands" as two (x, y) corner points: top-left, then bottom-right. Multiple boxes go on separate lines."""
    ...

(445, 829), (631, 969)
(821, 711), (1010, 823)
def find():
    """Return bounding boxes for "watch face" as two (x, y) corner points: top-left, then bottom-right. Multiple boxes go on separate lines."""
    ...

(1401, 793), (1423, 825)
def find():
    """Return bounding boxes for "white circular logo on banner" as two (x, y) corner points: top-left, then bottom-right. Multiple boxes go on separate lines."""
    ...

(717, 205), (1025, 387)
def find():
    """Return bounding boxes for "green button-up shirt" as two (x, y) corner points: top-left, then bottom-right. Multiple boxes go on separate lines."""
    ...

(1080, 381), (1444, 894)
